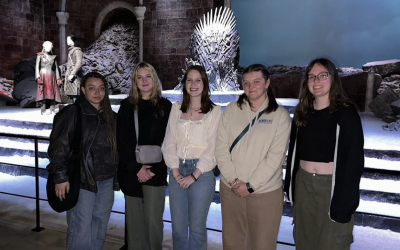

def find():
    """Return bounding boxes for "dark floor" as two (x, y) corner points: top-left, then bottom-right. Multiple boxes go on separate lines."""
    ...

(1, 191), (400, 250)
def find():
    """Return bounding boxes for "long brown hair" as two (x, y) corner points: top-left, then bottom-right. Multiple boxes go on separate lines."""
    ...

(80, 72), (118, 160)
(180, 65), (215, 113)
(128, 62), (164, 117)
(294, 58), (353, 126)
(237, 64), (278, 114)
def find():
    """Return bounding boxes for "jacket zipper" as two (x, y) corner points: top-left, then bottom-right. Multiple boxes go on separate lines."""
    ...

(84, 112), (101, 193)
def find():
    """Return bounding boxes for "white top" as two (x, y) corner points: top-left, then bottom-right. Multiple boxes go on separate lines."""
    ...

(162, 102), (222, 173)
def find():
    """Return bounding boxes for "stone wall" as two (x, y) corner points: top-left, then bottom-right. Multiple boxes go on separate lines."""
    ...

(142, 0), (214, 89)
(0, 0), (375, 109)
(65, 0), (115, 51)
(0, 0), (215, 90)
(0, 0), (56, 79)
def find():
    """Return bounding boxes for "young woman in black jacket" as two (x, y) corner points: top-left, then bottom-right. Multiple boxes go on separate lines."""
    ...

(117, 62), (172, 250)
(47, 72), (118, 250)
(284, 58), (364, 250)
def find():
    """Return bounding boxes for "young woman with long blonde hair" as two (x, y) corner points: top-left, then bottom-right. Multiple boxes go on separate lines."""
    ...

(117, 62), (172, 250)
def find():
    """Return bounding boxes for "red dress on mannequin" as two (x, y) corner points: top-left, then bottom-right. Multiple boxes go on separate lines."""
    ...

(35, 52), (62, 104)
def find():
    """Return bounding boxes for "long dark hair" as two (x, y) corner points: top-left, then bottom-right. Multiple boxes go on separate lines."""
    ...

(80, 72), (118, 160)
(128, 62), (165, 117)
(237, 64), (278, 114)
(180, 65), (215, 114)
(294, 58), (353, 126)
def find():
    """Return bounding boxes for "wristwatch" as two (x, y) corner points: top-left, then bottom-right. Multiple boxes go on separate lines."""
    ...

(246, 182), (254, 193)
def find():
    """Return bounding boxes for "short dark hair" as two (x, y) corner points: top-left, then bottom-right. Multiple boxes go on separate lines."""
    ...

(68, 35), (79, 46)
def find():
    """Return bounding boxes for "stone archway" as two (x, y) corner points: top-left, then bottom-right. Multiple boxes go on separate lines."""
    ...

(94, 1), (137, 38)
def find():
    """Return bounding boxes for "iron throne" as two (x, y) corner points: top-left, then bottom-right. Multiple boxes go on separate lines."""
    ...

(176, 7), (240, 91)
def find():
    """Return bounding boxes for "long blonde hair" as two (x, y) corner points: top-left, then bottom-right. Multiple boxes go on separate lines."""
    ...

(128, 62), (165, 117)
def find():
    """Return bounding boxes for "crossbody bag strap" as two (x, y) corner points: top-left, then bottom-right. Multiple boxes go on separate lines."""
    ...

(134, 109), (139, 149)
(71, 103), (82, 151)
(229, 108), (267, 153)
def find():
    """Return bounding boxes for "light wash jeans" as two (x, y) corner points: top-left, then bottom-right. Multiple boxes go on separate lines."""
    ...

(66, 178), (114, 250)
(169, 159), (215, 250)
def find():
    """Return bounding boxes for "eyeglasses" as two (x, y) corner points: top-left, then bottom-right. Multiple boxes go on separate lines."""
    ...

(307, 72), (330, 83)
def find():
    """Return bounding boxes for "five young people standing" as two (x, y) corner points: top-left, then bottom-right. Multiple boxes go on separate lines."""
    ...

(49, 58), (363, 250)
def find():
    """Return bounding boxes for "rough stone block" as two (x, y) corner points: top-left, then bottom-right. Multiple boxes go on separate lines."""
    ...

(369, 88), (399, 118)
(362, 59), (400, 77)
(383, 115), (398, 123)
(378, 74), (400, 95)
(391, 99), (400, 115)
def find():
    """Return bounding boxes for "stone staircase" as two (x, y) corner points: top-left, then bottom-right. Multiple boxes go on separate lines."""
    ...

(0, 94), (399, 235)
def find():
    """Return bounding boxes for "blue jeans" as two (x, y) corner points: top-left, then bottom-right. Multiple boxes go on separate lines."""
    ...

(66, 178), (114, 250)
(169, 159), (215, 250)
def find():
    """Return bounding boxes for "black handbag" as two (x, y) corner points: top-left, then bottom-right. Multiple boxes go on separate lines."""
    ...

(46, 104), (82, 213)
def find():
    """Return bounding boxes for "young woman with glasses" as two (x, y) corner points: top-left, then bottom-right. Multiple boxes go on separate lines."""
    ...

(284, 58), (364, 250)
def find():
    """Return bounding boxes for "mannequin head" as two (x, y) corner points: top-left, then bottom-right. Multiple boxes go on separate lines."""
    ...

(42, 41), (53, 53)
(67, 35), (78, 47)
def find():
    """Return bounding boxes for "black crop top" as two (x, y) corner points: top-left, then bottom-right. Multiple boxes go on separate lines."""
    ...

(297, 107), (337, 163)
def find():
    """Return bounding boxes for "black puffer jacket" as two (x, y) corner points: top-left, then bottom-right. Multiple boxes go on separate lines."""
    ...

(117, 97), (172, 198)
(47, 97), (119, 193)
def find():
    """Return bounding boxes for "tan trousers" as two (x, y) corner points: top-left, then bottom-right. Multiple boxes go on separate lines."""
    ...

(220, 183), (284, 250)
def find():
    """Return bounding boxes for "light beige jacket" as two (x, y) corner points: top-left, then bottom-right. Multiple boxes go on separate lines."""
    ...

(215, 99), (291, 193)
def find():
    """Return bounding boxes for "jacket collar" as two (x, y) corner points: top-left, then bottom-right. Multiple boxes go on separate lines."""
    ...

(244, 95), (269, 114)
(75, 96), (100, 115)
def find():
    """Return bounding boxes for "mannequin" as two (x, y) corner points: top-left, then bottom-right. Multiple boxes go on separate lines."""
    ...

(64, 35), (83, 102)
(35, 41), (62, 114)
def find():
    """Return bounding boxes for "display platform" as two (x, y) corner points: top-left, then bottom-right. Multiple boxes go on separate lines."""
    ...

(0, 96), (400, 246)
